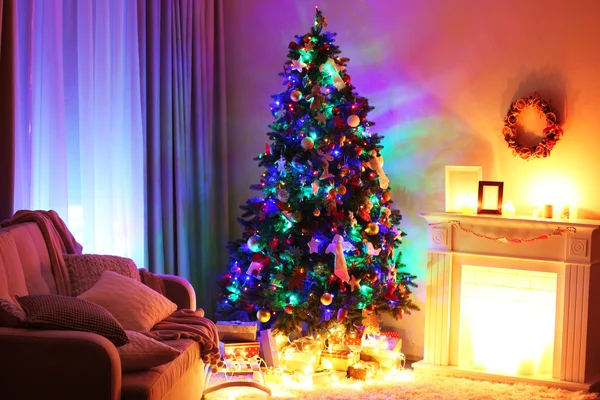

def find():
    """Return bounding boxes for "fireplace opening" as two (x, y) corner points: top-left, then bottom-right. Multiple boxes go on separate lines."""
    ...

(458, 265), (558, 377)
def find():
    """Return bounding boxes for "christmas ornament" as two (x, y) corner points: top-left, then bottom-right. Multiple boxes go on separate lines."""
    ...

(379, 207), (391, 228)
(285, 304), (294, 314)
(337, 307), (349, 322)
(364, 304), (375, 314)
(290, 58), (307, 72)
(364, 150), (389, 189)
(363, 240), (382, 256)
(347, 114), (360, 128)
(308, 236), (321, 253)
(336, 185), (347, 195)
(339, 165), (350, 177)
(288, 267), (306, 291)
(305, 84), (325, 111)
(290, 89), (303, 102)
(355, 146), (363, 155)
(301, 137), (315, 150)
(339, 284), (347, 293)
(348, 275), (361, 291)
(320, 292), (333, 305)
(292, 211), (303, 223)
(315, 112), (327, 124)
(276, 154), (287, 174)
(319, 58), (345, 90)
(365, 222), (379, 236)
(325, 234), (356, 283)
(316, 148), (334, 179)
(382, 191), (392, 203)
(313, 208), (321, 217)
(247, 235), (262, 252)
(246, 261), (264, 278)
(257, 309), (272, 323)
(311, 180), (320, 195)
(384, 283), (398, 301)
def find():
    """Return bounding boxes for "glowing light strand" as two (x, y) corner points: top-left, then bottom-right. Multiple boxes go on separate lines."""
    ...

(430, 220), (577, 243)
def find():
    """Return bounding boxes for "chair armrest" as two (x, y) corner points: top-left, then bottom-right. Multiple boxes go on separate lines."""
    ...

(157, 274), (197, 310)
(0, 327), (121, 400)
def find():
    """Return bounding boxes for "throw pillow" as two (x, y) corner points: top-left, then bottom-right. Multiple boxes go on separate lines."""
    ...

(64, 254), (141, 297)
(78, 271), (177, 332)
(0, 297), (26, 328)
(16, 294), (129, 347)
(118, 330), (181, 372)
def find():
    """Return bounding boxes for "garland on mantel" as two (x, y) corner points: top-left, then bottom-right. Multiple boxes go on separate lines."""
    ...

(430, 220), (577, 244)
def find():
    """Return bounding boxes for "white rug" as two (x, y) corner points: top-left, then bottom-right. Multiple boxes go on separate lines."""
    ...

(205, 370), (600, 400)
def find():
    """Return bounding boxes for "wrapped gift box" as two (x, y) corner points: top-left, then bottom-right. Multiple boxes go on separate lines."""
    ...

(282, 337), (323, 372)
(216, 320), (257, 341)
(219, 341), (261, 360)
(379, 329), (398, 339)
(347, 361), (380, 380)
(320, 349), (359, 371)
(258, 329), (280, 368)
(360, 336), (403, 369)
(327, 330), (364, 353)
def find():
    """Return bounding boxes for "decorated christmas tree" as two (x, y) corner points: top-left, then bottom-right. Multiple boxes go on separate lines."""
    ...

(217, 8), (418, 337)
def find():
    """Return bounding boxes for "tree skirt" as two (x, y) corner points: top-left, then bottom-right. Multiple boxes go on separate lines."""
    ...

(205, 370), (600, 400)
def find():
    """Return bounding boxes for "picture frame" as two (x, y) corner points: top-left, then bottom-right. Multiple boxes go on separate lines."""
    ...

(445, 166), (483, 213)
(477, 181), (504, 215)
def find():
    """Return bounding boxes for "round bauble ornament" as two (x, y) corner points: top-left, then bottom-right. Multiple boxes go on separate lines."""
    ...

(364, 304), (376, 314)
(382, 191), (392, 203)
(365, 222), (379, 236)
(292, 211), (303, 223)
(336, 185), (347, 195)
(320, 292), (333, 306)
(337, 307), (349, 322)
(328, 188), (337, 197)
(287, 236), (294, 245)
(355, 146), (363, 155)
(339, 284), (347, 293)
(247, 235), (262, 252)
(290, 90), (302, 102)
(347, 115), (360, 128)
(301, 137), (314, 151)
(256, 309), (271, 323)
(285, 304), (294, 314)
(313, 208), (321, 217)
(332, 107), (340, 115)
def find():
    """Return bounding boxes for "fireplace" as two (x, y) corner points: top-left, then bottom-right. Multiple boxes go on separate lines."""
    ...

(412, 212), (600, 391)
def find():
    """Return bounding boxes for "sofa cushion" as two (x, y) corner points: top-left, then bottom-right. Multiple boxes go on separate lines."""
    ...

(118, 331), (181, 372)
(78, 271), (177, 332)
(64, 254), (141, 296)
(0, 233), (30, 302)
(121, 339), (201, 400)
(0, 297), (26, 327)
(16, 294), (129, 347)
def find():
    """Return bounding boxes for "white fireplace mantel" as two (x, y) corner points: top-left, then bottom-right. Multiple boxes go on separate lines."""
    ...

(413, 211), (600, 391)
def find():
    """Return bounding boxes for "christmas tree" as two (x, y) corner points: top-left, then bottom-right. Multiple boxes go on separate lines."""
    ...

(217, 8), (418, 337)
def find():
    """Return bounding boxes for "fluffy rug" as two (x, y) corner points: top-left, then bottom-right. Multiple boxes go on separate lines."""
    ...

(205, 370), (600, 400)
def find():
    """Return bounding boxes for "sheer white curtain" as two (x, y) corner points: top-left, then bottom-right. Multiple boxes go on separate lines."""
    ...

(12, 0), (145, 267)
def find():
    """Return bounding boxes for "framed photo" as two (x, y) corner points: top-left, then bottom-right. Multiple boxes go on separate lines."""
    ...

(477, 181), (504, 215)
(445, 166), (483, 212)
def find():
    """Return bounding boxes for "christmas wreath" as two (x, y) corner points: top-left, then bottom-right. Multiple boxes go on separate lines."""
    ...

(502, 94), (563, 160)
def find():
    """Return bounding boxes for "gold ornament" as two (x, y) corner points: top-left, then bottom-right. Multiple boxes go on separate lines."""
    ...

(313, 208), (321, 217)
(336, 185), (347, 195)
(256, 309), (271, 323)
(365, 222), (379, 235)
(301, 137), (315, 150)
(340, 165), (350, 177)
(320, 292), (333, 305)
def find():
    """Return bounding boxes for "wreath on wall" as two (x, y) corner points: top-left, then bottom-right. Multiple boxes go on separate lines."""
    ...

(503, 94), (564, 160)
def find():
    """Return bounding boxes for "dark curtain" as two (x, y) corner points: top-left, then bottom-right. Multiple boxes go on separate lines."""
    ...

(0, 0), (14, 221)
(138, 0), (229, 318)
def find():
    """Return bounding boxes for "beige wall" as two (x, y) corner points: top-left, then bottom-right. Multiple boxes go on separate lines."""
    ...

(224, 0), (600, 358)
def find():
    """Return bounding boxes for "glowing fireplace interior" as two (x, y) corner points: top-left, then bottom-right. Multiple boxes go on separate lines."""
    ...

(458, 265), (556, 376)
(414, 212), (600, 391)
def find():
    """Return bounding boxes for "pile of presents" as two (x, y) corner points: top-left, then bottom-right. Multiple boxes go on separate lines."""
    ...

(216, 320), (404, 382)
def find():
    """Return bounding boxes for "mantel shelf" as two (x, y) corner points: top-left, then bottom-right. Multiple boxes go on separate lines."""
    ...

(418, 211), (600, 230)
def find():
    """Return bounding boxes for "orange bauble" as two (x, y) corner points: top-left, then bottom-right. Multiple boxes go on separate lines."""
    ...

(320, 292), (333, 305)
